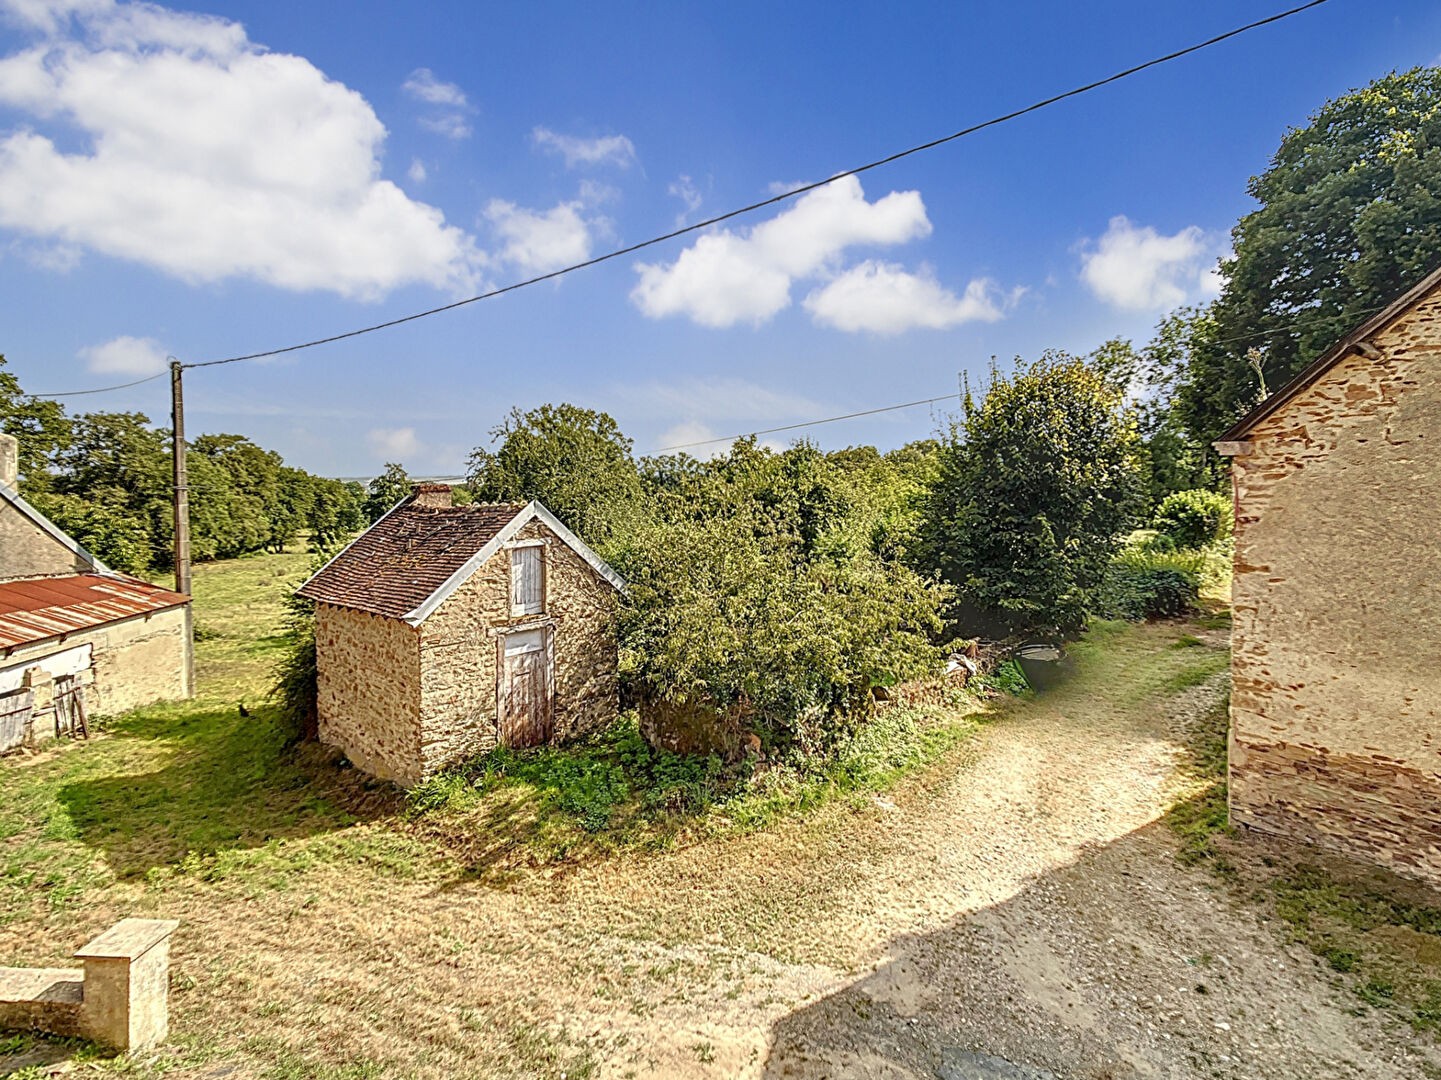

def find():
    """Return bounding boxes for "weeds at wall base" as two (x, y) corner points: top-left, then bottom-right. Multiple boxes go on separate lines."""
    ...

(1166, 689), (1441, 1034)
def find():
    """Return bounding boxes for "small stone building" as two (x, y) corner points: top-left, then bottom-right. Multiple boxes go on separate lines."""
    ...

(1215, 266), (1441, 883)
(0, 434), (193, 749)
(296, 486), (625, 785)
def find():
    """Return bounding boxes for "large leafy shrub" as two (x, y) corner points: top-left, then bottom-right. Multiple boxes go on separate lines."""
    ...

(1100, 547), (1204, 620)
(1152, 489), (1232, 550)
(920, 353), (1143, 638)
(614, 441), (946, 754)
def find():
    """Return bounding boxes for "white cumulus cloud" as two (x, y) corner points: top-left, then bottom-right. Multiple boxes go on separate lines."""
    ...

(0, 0), (484, 299)
(402, 67), (471, 139)
(532, 126), (636, 169)
(1080, 215), (1221, 312)
(484, 198), (592, 275)
(631, 175), (932, 328)
(668, 174), (701, 226)
(804, 262), (1012, 334)
(78, 333), (168, 374)
(401, 67), (467, 108)
(367, 426), (421, 460)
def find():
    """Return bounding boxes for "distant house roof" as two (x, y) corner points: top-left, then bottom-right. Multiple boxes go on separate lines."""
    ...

(1217, 263), (1441, 446)
(297, 496), (625, 625)
(0, 574), (190, 651)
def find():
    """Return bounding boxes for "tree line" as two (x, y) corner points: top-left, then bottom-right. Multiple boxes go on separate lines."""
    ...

(0, 369), (368, 575)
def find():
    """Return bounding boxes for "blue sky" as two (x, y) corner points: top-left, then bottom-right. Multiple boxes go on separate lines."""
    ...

(1, 0), (1438, 477)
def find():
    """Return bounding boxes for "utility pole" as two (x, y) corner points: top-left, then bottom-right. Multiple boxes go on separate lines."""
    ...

(171, 359), (196, 699)
(170, 360), (192, 597)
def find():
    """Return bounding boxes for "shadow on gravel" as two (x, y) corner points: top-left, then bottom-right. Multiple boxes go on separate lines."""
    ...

(762, 816), (1441, 1080)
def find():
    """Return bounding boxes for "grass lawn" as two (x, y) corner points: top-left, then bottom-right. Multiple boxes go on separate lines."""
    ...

(0, 547), (993, 1076)
(9, 547), (1425, 1078)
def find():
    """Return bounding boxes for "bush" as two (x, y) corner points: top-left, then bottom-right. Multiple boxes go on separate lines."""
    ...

(1101, 547), (1203, 620)
(615, 441), (947, 756)
(919, 353), (1143, 638)
(1152, 489), (1232, 550)
(269, 545), (343, 741)
(616, 513), (945, 755)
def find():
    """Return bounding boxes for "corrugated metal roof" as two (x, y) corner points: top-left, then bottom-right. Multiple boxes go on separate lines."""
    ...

(0, 574), (190, 650)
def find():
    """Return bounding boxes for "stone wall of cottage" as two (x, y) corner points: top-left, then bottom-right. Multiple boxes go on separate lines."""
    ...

(0, 498), (91, 582)
(418, 519), (620, 777)
(1, 604), (191, 734)
(1229, 286), (1441, 882)
(314, 603), (423, 785)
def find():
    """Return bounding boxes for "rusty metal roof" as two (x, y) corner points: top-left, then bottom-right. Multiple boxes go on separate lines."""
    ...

(0, 574), (190, 650)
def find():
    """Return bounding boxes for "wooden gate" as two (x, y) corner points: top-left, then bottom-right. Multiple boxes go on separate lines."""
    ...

(53, 675), (88, 740)
(499, 627), (553, 747)
(0, 688), (34, 752)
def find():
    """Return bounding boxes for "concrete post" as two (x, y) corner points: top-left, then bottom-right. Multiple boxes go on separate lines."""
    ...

(73, 918), (179, 1050)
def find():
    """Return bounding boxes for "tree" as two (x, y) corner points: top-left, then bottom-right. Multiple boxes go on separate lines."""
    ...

(308, 478), (365, 549)
(1175, 67), (1441, 448)
(0, 354), (71, 491)
(362, 462), (411, 523)
(920, 353), (1142, 638)
(616, 439), (945, 754)
(468, 404), (643, 552)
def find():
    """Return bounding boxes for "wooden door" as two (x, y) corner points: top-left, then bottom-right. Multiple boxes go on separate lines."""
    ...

(0, 689), (33, 752)
(499, 628), (553, 747)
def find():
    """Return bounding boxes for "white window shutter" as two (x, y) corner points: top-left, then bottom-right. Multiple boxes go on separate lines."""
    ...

(511, 546), (543, 615)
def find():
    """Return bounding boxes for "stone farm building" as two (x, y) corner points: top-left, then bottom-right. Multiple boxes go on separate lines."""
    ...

(296, 485), (625, 785)
(1216, 265), (1441, 884)
(0, 434), (193, 752)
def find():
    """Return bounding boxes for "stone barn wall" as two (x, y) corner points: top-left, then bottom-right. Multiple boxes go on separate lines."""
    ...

(1228, 288), (1441, 882)
(418, 519), (620, 777)
(314, 603), (422, 785)
(2, 604), (192, 728)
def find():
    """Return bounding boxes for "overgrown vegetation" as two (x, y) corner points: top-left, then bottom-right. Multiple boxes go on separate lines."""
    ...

(409, 704), (982, 862)
(1151, 489), (1233, 551)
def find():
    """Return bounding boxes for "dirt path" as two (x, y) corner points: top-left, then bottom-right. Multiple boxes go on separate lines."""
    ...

(59, 621), (1439, 1079)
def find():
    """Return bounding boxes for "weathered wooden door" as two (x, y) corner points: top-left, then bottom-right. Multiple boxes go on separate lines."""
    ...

(0, 688), (34, 752)
(499, 628), (553, 747)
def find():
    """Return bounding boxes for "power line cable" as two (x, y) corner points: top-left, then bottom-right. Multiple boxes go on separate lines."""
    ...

(28, 370), (168, 399)
(24, 0), (1329, 398)
(656, 394), (962, 452)
(170, 0), (1324, 372)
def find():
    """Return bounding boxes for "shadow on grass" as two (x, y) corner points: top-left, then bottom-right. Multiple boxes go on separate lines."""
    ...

(52, 702), (403, 878)
(0, 1032), (114, 1078)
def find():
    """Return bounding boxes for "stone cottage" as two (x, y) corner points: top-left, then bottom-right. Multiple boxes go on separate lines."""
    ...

(296, 486), (625, 785)
(0, 433), (193, 750)
(1215, 266), (1441, 883)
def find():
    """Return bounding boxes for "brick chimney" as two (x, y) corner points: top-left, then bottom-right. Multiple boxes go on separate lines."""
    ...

(411, 482), (453, 509)
(0, 432), (17, 489)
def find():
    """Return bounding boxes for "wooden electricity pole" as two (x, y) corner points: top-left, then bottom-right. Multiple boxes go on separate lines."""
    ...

(170, 360), (192, 598)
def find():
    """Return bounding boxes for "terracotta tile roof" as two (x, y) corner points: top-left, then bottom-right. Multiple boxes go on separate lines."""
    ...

(0, 574), (189, 650)
(297, 501), (527, 619)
